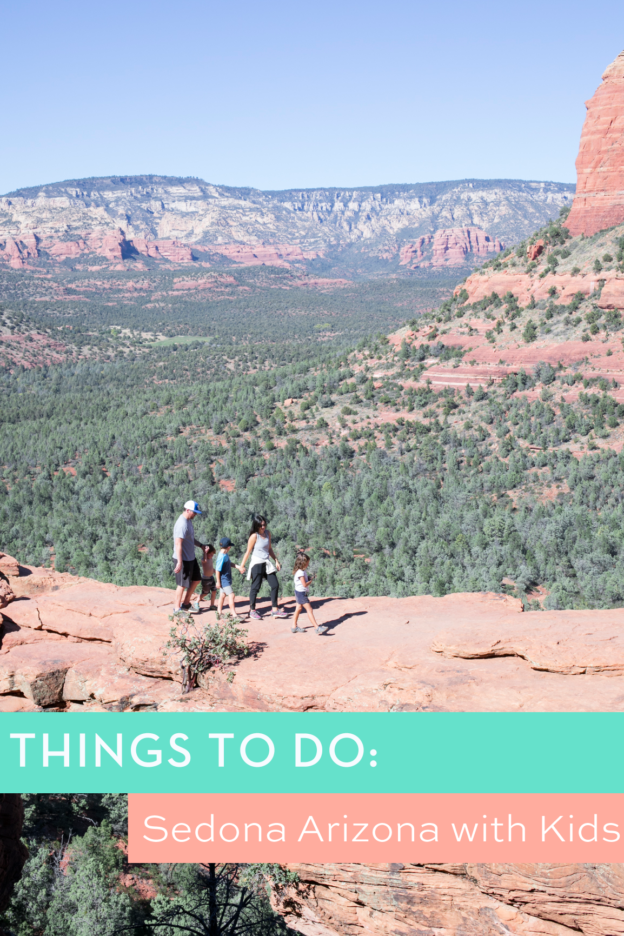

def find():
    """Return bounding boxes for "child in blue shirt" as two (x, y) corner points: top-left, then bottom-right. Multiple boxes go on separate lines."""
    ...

(215, 537), (242, 619)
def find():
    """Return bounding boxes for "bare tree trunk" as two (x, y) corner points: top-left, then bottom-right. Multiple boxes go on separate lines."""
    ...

(208, 863), (219, 936)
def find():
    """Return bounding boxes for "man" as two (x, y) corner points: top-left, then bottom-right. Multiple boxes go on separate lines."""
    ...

(172, 500), (206, 614)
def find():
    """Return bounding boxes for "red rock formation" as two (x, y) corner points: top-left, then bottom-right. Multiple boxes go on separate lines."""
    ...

(457, 269), (613, 307)
(132, 238), (194, 262)
(0, 553), (19, 578)
(527, 239), (544, 261)
(567, 50), (624, 236)
(203, 243), (318, 266)
(400, 227), (503, 268)
(276, 863), (624, 936)
(5, 567), (624, 711)
(0, 234), (40, 268)
(399, 238), (429, 265)
(48, 238), (88, 259)
(0, 578), (14, 611)
(0, 795), (27, 917)
(431, 227), (504, 266)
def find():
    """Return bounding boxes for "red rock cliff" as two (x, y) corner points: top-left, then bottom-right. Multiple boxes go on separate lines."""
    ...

(277, 863), (624, 936)
(567, 50), (624, 236)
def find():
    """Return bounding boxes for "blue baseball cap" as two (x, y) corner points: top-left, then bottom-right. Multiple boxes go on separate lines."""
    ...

(184, 500), (202, 514)
(220, 537), (232, 548)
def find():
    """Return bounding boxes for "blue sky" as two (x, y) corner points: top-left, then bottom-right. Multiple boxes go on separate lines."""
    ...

(2, 0), (623, 193)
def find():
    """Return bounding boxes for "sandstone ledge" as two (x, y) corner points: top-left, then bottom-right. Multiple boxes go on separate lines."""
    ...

(276, 863), (624, 936)
(2, 561), (624, 711)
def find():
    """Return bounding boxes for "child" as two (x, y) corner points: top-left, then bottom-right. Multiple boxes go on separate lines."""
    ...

(292, 553), (323, 634)
(200, 544), (217, 610)
(215, 537), (242, 620)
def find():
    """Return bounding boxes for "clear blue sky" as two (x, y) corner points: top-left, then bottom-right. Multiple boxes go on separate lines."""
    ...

(2, 0), (623, 194)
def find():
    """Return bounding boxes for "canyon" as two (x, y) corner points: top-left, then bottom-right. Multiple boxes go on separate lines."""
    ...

(0, 178), (572, 275)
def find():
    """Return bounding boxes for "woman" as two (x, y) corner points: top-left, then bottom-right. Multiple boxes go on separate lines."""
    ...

(239, 514), (287, 620)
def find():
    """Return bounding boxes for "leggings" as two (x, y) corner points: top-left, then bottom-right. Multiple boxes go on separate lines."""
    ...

(249, 563), (279, 609)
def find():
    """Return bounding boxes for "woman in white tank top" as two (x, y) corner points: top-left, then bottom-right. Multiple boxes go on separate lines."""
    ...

(239, 514), (287, 620)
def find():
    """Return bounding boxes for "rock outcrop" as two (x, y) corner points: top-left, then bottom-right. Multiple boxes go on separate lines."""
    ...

(0, 795), (27, 917)
(0, 553), (17, 611)
(567, 50), (624, 236)
(276, 863), (624, 936)
(4, 556), (624, 712)
(400, 227), (504, 269)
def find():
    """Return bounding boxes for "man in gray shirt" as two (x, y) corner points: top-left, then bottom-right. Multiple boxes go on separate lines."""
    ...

(173, 500), (206, 613)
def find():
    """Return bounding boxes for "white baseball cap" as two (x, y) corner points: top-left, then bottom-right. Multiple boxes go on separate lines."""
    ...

(184, 500), (202, 514)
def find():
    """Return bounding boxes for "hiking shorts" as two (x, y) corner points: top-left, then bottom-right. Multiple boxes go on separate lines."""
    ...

(295, 590), (310, 605)
(174, 558), (201, 589)
(201, 575), (216, 595)
(219, 584), (234, 596)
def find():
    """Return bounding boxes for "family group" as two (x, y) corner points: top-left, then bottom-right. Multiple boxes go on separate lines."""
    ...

(172, 501), (322, 634)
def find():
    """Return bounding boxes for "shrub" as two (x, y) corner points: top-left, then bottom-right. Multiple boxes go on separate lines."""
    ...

(164, 613), (249, 692)
(522, 320), (538, 343)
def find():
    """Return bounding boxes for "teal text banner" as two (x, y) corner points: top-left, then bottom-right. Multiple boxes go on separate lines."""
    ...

(0, 712), (622, 794)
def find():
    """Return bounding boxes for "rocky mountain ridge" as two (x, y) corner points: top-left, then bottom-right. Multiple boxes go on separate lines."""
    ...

(0, 177), (573, 275)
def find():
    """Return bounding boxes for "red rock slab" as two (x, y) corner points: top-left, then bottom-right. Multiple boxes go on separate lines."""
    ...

(35, 583), (135, 619)
(193, 594), (624, 713)
(109, 608), (180, 679)
(156, 690), (238, 712)
(1, 618), (70, 653)
(0, 577), (15, 610)
(111, 585), (174, 608)
(2, 599), (43, 630)
(10, 564), (87, 598)
(431, 609), (624, 675)
(279, 862), (624, 936)
(63, 658), (178, 708)
(0, 642), (110, 706)
(0, 695), (41, 712)
(0, 553), (19, 577)
(471, 863), (624, 934)
(4, 597), (114, 641)
(599, 277), (624, 310)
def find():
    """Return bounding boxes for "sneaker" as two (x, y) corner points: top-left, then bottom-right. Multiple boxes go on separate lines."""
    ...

(315, 626), (326, 634)
(291, 626), (304, 633)
(208, 604), (218, 611)
(172, 607), (183, 615)
(249, 610), (262, 620)
(271, 610), (288, 618)
(190, 601), (200, 613)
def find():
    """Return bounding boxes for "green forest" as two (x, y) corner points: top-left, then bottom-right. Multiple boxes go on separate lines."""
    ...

(2, 794), (295, 936)
(3, 211), (624, 610)
(2, 318), (624, 609)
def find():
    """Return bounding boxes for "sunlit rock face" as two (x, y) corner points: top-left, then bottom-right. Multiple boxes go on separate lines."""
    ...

(567, 50), (624, 237)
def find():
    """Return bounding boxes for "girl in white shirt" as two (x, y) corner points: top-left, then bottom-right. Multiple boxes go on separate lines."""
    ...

(292, 553), (322, 634)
